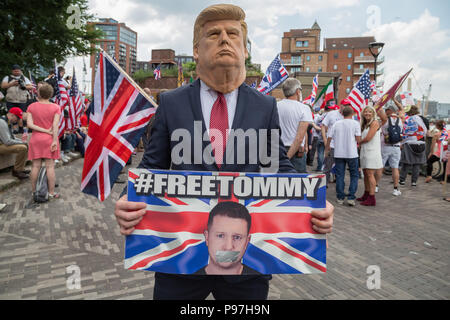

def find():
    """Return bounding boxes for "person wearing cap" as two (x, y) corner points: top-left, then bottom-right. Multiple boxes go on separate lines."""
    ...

(1, 65), (34, 133)
(0, 107), (29, 180)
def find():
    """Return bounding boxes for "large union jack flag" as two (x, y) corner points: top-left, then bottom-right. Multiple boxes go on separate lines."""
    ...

(81, 51), (157, 201)
(125, 170), (327, 274)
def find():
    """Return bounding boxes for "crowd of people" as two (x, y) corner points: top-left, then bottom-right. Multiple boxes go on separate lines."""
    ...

(277, 78), (450, 206)
(1, 62), (449, 210)
(0, 64), (90, 207)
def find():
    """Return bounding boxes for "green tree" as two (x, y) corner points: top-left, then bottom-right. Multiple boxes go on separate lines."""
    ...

(0, 0), (102, 77)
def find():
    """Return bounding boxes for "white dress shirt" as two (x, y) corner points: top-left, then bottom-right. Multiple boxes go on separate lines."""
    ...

(200, 80), (238, 134)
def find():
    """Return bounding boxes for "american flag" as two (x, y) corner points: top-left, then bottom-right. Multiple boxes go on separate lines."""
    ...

(346, 69), (371, 120)
(81, 51), (157, 201)
(257, 54), (289, 95)
(124, 170), (327, 274)
(154, 65), (161, 80)
(54, 61), (69, 138)
(29, 72), (37, 97)
(67, 68), (83, 130)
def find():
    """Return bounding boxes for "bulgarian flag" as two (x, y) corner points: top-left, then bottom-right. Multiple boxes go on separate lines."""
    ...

(374, 68), (412, 111)
(313, 79), (334, 111)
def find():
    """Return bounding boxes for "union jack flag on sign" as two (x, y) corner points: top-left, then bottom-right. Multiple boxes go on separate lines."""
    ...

(81, 51), (157, 201)
(125, 169), (327, 275)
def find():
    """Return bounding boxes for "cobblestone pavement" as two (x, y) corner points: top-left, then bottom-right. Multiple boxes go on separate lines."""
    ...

(0, 153), (449, 300)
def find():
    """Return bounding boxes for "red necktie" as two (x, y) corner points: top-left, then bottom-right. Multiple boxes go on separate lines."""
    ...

(209, 93), (228, 168)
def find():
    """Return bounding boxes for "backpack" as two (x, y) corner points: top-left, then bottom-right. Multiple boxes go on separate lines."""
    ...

(387, 117), (402, 144)
(34, 167), (49, 203)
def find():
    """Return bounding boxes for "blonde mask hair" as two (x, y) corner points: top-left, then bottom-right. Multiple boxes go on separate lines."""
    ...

(193, 4), (248, 51)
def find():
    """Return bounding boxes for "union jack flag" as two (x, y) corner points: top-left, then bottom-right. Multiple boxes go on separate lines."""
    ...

(81, 51), (157, 201)
(125, 170), (327, 274)
(346, 69), (371, 120)
(310, 74), (319, 105)
(154, 65), (161, 80)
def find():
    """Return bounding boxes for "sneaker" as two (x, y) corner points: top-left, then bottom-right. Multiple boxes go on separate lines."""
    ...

(347, 199), (356, 206)
(399, 180), (405, 186)
(0, 203), (6, 212)
(375, 185), (379, 193)
(412, 182), (417, 187)
(392, 189), (402, 196)
(61, 156), (69, 163)
(68, 152), (78, 158)
(336, 199), (345, 205)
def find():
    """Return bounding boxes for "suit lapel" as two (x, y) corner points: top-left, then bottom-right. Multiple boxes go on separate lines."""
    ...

(231, 83), (249, 131)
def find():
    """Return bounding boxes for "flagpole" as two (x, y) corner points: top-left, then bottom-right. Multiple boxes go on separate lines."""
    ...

(375, 68), (413, 110)
(98, 48), (158, 108)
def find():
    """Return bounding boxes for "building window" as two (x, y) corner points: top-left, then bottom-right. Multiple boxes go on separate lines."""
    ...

(318, 67), (322, 72)
(296, 41), (303, 47)
(304, 40), (309, 47)
(347, 65), (351, 70)
(360, 52), (364, 57)
(347, 76), (351, 82)
(359, 64), (364, 69)
(306, 67), (310, 72)
(291, 56), (301, 64)
(346, 88), (351, 94)
(348, 52), (352, 58)
(318, 55), (323, 61)
(334, 53), (338, 59)
(306, 55), (311, 61)
(291, 67), (301, 73)
(333, 65), (337, 70)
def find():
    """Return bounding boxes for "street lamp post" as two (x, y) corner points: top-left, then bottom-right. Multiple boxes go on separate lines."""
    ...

(368, 42), (385, 84)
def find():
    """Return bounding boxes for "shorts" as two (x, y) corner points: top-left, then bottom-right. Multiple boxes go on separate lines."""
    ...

(382, 145), (401, 169)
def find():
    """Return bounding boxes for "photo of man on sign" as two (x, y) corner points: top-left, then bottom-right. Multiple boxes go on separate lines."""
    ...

(124, 169), (327, 277)
(194, 201), (260, 275)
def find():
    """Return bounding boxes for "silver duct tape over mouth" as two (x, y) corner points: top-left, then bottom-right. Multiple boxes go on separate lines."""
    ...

(215, 251), (240, 263)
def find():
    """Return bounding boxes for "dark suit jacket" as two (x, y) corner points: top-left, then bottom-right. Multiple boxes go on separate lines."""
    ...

(124, 79), (296, 283)
(138, 79), (295, 173)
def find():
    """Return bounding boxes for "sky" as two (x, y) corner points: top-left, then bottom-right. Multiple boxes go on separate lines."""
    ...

(66, 0), (450, 103)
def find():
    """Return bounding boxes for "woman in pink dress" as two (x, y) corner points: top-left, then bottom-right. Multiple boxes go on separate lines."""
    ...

(26, 83), (61, 199)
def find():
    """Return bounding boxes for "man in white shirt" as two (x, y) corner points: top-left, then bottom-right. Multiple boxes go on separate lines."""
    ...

(277, 78), (313, 173)
(1, 64), (33, 133)
(325, 105), (361, 205)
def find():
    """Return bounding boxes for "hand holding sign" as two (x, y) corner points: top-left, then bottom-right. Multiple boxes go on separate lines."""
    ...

(121, 169), (332, 275)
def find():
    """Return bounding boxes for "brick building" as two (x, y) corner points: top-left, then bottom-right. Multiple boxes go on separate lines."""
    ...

(280, 21), (327, 75)
(325, 37), (384, 102)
